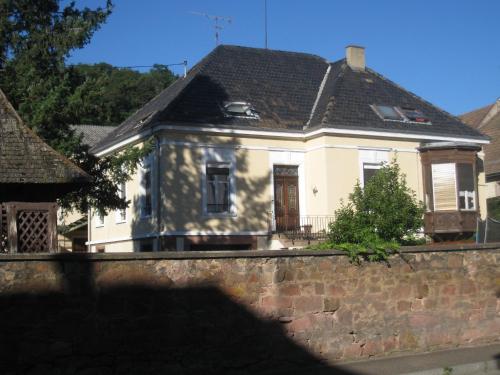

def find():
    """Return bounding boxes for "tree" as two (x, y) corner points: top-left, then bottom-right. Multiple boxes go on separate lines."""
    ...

(329, 160), (425, 245)
(66, 63), (175, 126)
(0, 1), (173, 214)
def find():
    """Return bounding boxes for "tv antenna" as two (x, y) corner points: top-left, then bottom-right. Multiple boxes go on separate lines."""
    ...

(264, 0), (268, 49)
(190, 11), (232, 46)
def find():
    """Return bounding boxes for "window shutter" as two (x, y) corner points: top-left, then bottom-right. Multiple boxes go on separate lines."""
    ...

(432, 163), (457, 211)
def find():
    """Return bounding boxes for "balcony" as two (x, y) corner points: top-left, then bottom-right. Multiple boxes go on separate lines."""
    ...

(270, 214), (335, 243)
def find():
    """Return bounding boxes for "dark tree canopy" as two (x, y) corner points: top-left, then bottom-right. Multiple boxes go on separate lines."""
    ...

(0, 0), (175, 214)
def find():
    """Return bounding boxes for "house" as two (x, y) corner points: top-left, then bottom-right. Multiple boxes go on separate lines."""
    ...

(0, 89), (90, 253)
(88, 45), (489, 252)
(460, 99), (500, 217)
(58, 125), (115, 252)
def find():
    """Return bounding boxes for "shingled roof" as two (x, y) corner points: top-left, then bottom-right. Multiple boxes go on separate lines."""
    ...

(461, 100), (500, 180)
(92, 45), (488, 153)
(0, 89), (90, 185)
(71, 124), (115, 148)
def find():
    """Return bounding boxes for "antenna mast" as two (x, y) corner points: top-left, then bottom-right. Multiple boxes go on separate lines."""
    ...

(190, 12), (232, 46)
(264, 0), (268, 49)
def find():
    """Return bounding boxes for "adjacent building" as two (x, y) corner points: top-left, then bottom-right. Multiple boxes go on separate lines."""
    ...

(0, 89), (90, 253)
(88, 45), (489, 252)
(58, 125), (115, 252)
(461, 99), (500, 216)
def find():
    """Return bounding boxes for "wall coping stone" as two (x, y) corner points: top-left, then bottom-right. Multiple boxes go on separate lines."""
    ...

(0, 243), (498, 262)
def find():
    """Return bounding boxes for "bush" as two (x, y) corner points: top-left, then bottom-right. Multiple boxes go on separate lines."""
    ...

(322, 159), (425, 262)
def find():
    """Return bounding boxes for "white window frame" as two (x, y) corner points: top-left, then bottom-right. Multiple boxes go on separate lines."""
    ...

(358, 149), (389, 187)
(206, 162), (232, 214)
(362, 162), (382, 186)
(457, 164), (476, 211)
(139, 153), (153, 219)
(115, 181), (127, 224)
(429, 162), (478, 212)
(201, 148), (236, 217)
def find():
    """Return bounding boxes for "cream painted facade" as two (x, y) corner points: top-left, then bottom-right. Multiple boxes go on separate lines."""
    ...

(87, 129), (487, 252)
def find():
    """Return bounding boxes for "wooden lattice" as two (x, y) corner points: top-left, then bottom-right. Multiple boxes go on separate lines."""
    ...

(0, 202), (57, 253)
(17, 210), (50, 252)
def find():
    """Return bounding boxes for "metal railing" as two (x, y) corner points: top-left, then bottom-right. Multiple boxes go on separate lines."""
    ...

(271, 214), (335, 241)
(476, 217), (500, 243)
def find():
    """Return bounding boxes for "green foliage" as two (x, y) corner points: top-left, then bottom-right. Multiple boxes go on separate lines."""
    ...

(0, 1), (174, 213)
(330, 160), (424, 244)
(66, 63), (175, 126)
(487, 196), (500, 220)
(321, 159), (424, 262)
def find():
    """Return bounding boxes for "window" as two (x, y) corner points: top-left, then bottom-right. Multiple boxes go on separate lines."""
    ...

(206, 163), (230, 213)
(400, 107), (430, 123)
(223, 101), (259, 119)
(140, 155), (153, 218)
(372, 105), (404, 121)
(359, 149), (388, 187)
(95, 211), (104, 227)
(457, 164), (476, 210)
(116, 182), (127, 223)
(432, 163), (457, 211)
(372, 105), (431, 124)
(363, 163), (382, 186)
(428, 163), (476, 211)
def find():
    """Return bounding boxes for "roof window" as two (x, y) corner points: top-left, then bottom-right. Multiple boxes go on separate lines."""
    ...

(223, 102), (260, 119)
(372, 105), (404, 121)
(371, 105), (431, 124)
(400, 107), (430, 123)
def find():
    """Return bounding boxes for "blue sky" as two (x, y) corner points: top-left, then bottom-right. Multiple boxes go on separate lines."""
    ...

(66, 0), (500, 115)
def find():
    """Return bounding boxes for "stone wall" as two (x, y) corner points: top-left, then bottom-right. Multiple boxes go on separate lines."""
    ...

(0, 244), (499, 374)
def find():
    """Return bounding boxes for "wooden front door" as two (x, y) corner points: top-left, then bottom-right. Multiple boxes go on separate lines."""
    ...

(273, 166), (300, 231)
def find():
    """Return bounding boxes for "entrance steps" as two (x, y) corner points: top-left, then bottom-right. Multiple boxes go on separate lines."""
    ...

(269, 234), (322, 250)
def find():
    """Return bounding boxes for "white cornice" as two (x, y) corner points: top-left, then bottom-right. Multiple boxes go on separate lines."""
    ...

(94, 123), (489, 156)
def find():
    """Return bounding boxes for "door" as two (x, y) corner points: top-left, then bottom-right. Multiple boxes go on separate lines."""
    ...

(273, 166), (300, 231)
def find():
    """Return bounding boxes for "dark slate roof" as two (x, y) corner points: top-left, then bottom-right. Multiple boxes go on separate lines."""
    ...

(92, 45), (488, 153)
(0, 89), (90, 184)
(461, 101), (500, 178)
(71, 124), (115, 147)
(308, 60), (487, 140)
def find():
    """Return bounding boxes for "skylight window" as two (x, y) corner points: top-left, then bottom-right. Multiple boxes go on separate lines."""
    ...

(372, 105), (404, 121)
(371, 105), (431, 124)
(400, 107), (430, 123)
(223, 102), (260, 119)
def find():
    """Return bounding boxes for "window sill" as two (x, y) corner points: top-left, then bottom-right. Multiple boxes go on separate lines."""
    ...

(95, 224), (104, 228)
(203, 212), (237, 218)
(115, 220), (127, 225)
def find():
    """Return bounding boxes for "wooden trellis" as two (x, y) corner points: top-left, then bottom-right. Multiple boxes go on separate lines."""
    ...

(0, 202), (57, 253)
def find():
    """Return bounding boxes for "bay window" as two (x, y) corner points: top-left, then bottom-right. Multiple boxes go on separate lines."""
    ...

(428, 163), (476, 211)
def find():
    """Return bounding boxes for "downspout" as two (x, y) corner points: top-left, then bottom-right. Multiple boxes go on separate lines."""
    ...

(155, 134), (161, 251)
(87, 208), (91, 252)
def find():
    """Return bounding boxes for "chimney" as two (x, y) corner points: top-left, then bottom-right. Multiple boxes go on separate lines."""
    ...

(346, 45), (365, 71)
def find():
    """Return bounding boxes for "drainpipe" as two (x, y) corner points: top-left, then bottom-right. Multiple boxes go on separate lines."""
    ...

(87, 208), (91, 253)
(155, 135), (161, 251)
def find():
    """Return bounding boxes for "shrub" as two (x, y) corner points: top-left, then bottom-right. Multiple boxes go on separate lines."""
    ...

(322, 159), (425, 262)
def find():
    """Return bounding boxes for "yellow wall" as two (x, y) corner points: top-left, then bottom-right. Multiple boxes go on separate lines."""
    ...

(88, 132), (485, 251)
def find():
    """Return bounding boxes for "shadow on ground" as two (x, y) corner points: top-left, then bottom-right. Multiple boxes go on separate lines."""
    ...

(0, 255), (360, 375)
